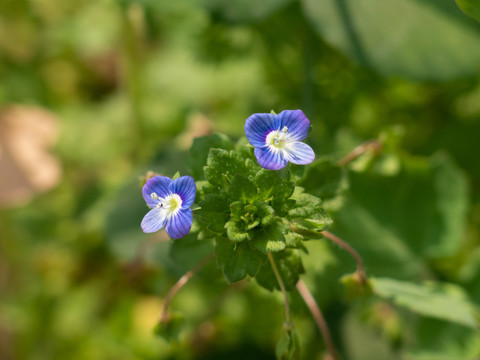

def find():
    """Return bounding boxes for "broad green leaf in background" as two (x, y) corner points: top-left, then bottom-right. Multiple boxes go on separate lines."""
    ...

(373, 277), (479, 329)
(456, 0), (480, 22)
(302, 0), (480, 80)
(332, 152), (468, 279)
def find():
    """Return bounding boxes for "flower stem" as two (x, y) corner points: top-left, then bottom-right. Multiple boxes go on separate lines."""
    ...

(267, 252), (291, 324)
(338, 140), (382, 167)
(160, 253), (214, 323)
(321, 230), (367, 282)
(296, 280), (337, 360)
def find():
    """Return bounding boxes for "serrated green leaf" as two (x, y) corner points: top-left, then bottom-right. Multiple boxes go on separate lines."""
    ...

(204, 149), (249, 189)
(225, 218), (251, 243)
(373, 278), (479, 329)
(215, 237), (265, 283)
(228, 174), (258, 202)
(196, 194), (230, 234)
(252, 221), (286, 253)
(188, 134), (234, 180)
(256, 251), (305, 291)
(256, 169), (294, 200)
(288, 190), (333, 237)
(456, 0), (480, 22)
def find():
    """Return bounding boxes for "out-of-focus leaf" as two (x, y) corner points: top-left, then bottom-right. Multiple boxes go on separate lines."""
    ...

(373, 278), (479, 329)
(333, 152), (468, 279)
(302, 0), (480, 80)
(276, 323), (301, 360)
(405, 317), (480, 360)
(456, 0), (480, 22)
(200, 0), (293, 22)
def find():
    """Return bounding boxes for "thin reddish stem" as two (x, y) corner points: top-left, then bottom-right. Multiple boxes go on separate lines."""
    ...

(160, 253), (214, 323)
(296, 280), (337, 360)
(338, 140), (382, 167)
(322, 230), (367, 282)
(267, 252), (291, 324)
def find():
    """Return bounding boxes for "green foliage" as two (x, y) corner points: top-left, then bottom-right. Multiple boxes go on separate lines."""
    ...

(256, 251), (305, 291)
(276, 323), (301, 360)
(3, 0), (480, 359)
(456, 0), (480, 22)
(303, 0), (480, 80)
(333, 152), (469, 279)
(215, 237), (265, 283)
(188, 134), (234, 180)
(194, 137), (330, 287)
(154, 312), (185, 342)
(373, 277), (479, 329)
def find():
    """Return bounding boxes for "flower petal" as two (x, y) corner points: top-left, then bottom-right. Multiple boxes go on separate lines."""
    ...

(141, 208), (167, 233)
(169, 175), (196, 209)
(284, 141), (315, 165)
(245, 113), (281, 147)
(142, 176), (172, 208)
(165, 209), (193, 239)
(278, 110), (311, 141)
(254, 146), (288, 170)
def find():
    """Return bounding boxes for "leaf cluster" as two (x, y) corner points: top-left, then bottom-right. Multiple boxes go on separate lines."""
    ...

(190, 135), (333, 289)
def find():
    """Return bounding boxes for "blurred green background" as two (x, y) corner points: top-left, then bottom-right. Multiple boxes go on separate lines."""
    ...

(1, 0), (480, 359)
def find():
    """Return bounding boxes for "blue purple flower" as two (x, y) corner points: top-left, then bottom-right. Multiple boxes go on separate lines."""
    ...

(244, 110), (315, 170)
(141, 175), (196, 239)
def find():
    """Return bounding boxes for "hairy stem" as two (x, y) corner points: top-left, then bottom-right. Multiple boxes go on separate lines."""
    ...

(296, 280), (337, 360)
(267, 252), (291, 324)
(322, 230), (367, 282)
(338, 140), (382, 167)
(160, 253), (214, 323)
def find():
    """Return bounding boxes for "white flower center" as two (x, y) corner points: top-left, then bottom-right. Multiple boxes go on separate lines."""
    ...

(265, 126), (289, 150)
(150, 192), (183, 218)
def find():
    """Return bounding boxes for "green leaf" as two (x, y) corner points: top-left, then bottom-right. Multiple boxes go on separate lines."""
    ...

(406, 318), (480, 359)
(215, 237), (265, 283)
(296, 157), (348, 206)
(196, 194), (230, 234)
(456, 0), (480, 22)
(228, 175), (258, 202)
(252, 221), (287, 253)
(302, 0), (480, 80)
(276, 324), (301, 360)
(204, 149), (249, 189)
(188, 134), (234, 180)
(373, 277), (479, 329)
(256, 168), (295, 200)
(333, 152), (468, 279)
(256, 251), (305, 291)
(288, 190), (333, 237)
(154, 312), (185, 342)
